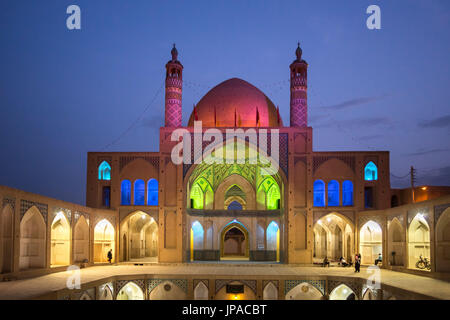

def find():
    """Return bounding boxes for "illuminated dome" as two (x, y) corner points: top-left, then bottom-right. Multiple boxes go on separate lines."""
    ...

(188, 78), (282, 127)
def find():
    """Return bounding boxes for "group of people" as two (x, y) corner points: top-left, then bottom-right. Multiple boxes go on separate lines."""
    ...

(322, 253), (382, 272)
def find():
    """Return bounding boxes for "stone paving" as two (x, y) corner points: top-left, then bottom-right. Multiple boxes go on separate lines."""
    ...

(0, 264), (449, 300)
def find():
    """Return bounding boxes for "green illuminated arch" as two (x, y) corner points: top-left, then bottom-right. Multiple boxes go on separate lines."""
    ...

(257, 176), (281, 210)
(190, 177), (214, 209)
(187, 139), (284, 211)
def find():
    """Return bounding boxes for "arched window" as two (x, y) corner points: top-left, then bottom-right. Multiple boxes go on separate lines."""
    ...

(266, 221), (280, 261)
(257, 177), (281, 210)
(342, 180), (354, 206)
(147, 179), (158, 206)
(134, 179), (145, 205)
(364, 161), (378, 181)
(190, 183), (204, 209)
(191, 221), (204, 261)
(313, 180), (325, 207)
(121, 180), (131, 205)
(227, 200), (243, 210)
(267, 184), (281, 210)
(327, 180), (339, 206)
(98, 161), (111, 180)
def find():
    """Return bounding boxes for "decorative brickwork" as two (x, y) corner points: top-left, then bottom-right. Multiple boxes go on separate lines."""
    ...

(284, 279), (325, 295)
(20, 199), (48, 223)
(313, 155), (356, 174)
(434, 203), (450, 225)
(147, 279), (188, 294)
(2, 197), (15, 211)
(119, 156), (159, 172)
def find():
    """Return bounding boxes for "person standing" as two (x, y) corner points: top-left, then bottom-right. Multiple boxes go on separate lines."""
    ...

(107, 249), (113, 264)
(355, 254), (361, 273)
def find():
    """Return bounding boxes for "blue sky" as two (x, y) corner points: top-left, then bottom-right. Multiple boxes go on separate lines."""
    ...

(0, 0), (449, 205)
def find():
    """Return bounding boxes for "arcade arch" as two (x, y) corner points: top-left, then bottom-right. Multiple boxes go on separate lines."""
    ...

(19, 207), (46, 270)
(359, 221), (382, 265)
(94, 219), (115, 263)
(120, 211), (158, 262)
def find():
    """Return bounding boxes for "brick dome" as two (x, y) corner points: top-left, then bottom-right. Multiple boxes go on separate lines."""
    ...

(188, 78), (282, 127)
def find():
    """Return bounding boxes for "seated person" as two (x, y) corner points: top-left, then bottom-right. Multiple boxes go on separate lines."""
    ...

(340, 257), (349, 267)
(323, 257), (330, 267)
(375, 253), (382, 266)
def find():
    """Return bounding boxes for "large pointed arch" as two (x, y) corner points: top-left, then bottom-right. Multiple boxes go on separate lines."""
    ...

(215, 174), (256, 210)
(359, 220), (382, 265)
(117, 282), (144, 300)
(74, 215), (89, 263)
(388, 218), (404, 266)
(220, 220), (249, 260)
(19, 206), (46, 270)
(119, 211), (158, 262)
(436, 208), (450, 272)
(408, 214), (430, 270)
(94, 219), (115, 263)
(50, 212), (71, 267)
(183, 137), (287, 212)
(330, 284), (356, 300)
(314, 213), (354, 262)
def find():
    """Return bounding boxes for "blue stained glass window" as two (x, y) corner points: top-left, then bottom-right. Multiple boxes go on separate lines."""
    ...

(191, 221), (204, 249)
(121, 180), (131, 205)
(266, 221), (279, 250)
(98, 161), (111, 180)
(134, 179), (145, 205)
(327, 180), (339, 206)
(227, 200), (243, 210)
(147, 179), (159, 206)
(314, 180), (325, 207)
(364, 161), (378, 181)
(342, 180), (354, 206)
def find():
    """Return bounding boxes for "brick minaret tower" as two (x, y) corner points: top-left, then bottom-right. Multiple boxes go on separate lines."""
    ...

(165, 44), (183, 127)
(289, 43), (308, 127)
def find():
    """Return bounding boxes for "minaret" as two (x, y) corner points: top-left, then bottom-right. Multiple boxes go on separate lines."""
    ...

(165, 44), (183, 127)
(290, 43), (308, 127)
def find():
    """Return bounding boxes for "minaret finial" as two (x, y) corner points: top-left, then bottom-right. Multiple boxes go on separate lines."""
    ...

(295, 42), (302, 61)
(171, 43), (178, 61)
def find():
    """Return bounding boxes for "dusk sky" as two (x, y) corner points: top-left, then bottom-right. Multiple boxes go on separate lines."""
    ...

(1, 0), (449, 205)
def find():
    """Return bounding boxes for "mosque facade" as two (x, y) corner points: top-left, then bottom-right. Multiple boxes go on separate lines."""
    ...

(1, 46), (449, 290)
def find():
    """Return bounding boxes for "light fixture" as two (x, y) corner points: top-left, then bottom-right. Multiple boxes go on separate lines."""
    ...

(327, 217), (331, 222)
(142, 214), (146, 219)
(421, 187), (427, 191)
(318, 220), (322, 225)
